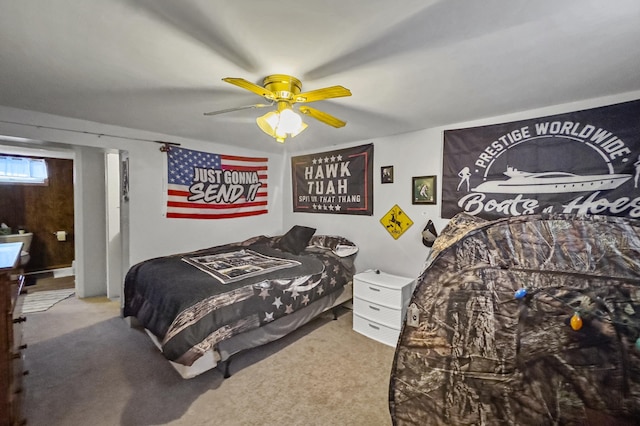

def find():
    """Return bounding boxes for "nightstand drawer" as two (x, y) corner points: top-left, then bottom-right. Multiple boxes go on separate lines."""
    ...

(353, 271), (414, 309)
(353, 313), (400, 347)
(354, 281), (403, 308)
(353, 296), (403, 328)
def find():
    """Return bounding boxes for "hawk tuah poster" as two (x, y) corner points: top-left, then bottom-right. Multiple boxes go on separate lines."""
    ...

(291, 143), (373, 215)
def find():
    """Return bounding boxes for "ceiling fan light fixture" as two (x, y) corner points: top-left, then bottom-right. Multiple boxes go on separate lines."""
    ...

(290, 121), (308, 137)
(278, 108), (303, 133)
(256, 107), (307, 143)
(274, 128), (287, 144)
(256, 111), (278, 138)
(264, 110), (280, 130)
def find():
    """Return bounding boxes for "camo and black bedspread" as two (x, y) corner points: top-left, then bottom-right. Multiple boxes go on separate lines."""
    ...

(390, 213), (640, 425)
(124, 235), (356, 366)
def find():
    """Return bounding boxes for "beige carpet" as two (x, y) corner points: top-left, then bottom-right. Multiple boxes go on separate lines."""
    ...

(23, 296), (396, 426)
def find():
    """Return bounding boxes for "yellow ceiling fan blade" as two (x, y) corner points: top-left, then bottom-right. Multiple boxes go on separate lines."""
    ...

(294, 85), (351, 103)
(299, 106), (347, 128)
(222, 77), (276, 100)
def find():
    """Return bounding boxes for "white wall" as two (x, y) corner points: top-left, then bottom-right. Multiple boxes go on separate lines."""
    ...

(0, 106), (285, 296)
(283, 89), (640, 280)
(124, 135), (285, 264)
(282, 134), (444, 280)
(105, 151), (122, 299)
(73, 145), (107, 297)
(3, 88), (640, 290)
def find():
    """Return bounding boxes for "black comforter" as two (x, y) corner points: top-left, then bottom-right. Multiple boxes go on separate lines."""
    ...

(124, 235), (355, 366)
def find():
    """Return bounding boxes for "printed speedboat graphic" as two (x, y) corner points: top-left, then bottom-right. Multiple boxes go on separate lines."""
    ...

(472, 167), (632, 194)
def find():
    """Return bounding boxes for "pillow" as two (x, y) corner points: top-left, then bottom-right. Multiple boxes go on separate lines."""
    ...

(276, 225), (316, 255)
(332, 244), (359, 258)
(308, 235), (359, 257)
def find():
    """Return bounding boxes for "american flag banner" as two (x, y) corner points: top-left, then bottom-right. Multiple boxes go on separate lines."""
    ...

(166, 146), (268, 219)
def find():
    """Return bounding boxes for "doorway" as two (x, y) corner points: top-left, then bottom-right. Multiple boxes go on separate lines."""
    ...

(0, 140), (126, 299)
(0, 149), (75, 278)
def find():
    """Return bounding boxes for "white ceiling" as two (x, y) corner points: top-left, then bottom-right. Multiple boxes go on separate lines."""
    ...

(1, 0), (640, 153)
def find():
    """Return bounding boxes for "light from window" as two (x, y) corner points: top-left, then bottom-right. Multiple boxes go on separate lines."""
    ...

(0, 155), (48, 184)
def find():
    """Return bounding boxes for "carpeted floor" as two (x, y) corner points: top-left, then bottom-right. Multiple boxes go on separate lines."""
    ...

(23, 295), (396, 425)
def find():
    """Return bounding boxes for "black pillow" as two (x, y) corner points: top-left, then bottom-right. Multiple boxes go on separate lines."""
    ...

(277, 225), (316, 255)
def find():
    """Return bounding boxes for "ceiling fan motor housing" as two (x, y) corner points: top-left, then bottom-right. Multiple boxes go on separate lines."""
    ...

(263, 74), (302, 102)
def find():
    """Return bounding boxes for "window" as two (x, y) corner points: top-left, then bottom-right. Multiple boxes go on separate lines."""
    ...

(0, 155), (48, 184)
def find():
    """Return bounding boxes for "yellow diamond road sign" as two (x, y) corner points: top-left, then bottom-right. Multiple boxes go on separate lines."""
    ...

(380, 204), (413, 240)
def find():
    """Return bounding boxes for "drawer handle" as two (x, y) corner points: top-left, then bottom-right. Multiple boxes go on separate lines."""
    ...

(368, 305), (380, 311)
(368, 323), (380, 330)
(368, 286), (381, 292)
(13, 316), (27, 324)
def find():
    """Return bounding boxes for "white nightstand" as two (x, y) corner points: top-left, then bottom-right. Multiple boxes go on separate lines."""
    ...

(352, 270), (415, 347)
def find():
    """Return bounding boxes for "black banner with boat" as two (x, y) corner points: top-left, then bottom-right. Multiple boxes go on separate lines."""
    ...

(441, 99), (640, 219)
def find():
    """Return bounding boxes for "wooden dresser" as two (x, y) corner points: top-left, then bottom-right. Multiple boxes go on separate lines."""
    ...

(0, 242), (26, 426)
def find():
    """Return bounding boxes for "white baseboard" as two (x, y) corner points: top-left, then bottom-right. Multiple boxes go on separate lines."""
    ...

(53, 267), (74, 278)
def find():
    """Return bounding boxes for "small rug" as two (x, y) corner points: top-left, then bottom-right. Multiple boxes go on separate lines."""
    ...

(22, 288), (76, 313)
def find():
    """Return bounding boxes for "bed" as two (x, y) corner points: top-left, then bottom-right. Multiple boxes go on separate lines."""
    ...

(389, 213), (640, 425)
(124, 226), (357, 379)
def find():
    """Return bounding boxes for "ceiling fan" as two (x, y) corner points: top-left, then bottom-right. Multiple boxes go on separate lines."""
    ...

(204, 74), (352, 143)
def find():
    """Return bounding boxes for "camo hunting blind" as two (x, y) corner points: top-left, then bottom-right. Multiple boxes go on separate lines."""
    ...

(389, 213), (640, 425)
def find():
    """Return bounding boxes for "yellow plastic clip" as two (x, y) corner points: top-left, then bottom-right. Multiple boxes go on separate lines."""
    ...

(570, 312), (583, 331)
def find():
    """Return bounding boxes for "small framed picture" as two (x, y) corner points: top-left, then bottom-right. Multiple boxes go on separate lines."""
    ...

(412, 175), (437, 205)
(381, 165), (394, 184)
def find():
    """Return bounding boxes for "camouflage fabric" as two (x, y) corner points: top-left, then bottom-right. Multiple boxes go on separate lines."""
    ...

(390, 213), (640, 425)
